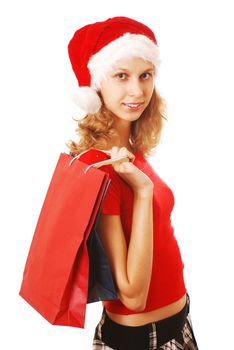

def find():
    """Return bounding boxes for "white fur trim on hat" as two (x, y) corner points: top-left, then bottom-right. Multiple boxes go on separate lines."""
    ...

(72, 86), (102, 115)
(88, 33), (161, 90)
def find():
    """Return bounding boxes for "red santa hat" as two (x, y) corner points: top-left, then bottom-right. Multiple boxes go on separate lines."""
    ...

(68, 16), (161, 114)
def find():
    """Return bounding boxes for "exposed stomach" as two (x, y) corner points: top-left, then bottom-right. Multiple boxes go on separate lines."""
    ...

(104, 293), (187, 327)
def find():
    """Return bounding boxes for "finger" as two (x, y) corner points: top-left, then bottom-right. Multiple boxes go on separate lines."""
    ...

(117, 161), (135, 175)
(118, 161), (131, 171)
(119, 147), (135, 162)
(110, 147), (123, 171)
(111, 146), (119, 159)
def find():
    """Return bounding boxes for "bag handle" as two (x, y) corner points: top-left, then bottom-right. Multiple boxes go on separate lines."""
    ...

(68, 148), (130, 173)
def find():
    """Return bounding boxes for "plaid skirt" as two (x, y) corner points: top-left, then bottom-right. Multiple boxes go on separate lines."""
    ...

(92, 294), (198, 350)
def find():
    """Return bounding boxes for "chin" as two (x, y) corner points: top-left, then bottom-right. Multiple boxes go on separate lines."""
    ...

(119, 114), (141, 123)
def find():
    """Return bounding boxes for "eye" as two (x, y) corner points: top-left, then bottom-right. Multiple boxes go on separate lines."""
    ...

(114, 72), (128, 80)
(141, 72), (152, 80)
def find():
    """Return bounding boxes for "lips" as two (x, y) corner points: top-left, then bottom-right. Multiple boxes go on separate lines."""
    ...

(124, 102), (144, 107)
(123, 102), (144, 111)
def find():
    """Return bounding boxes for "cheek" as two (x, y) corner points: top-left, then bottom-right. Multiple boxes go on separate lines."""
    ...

(102, 85), (123, 105)
(100, 87), (110, 107)
(147, 84), (155, 99)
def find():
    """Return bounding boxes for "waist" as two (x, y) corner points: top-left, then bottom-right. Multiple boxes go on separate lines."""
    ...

(105, 293), (187, 326)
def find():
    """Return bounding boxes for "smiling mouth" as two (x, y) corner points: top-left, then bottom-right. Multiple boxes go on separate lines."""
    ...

(123, 102), (144, 112)
(124, 102), (144, 107)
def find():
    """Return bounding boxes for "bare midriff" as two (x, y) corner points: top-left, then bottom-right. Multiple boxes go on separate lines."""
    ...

(104, 293), (187, 327)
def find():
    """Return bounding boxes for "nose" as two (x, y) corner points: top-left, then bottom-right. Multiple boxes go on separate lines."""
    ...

(127, 77), (144, 98)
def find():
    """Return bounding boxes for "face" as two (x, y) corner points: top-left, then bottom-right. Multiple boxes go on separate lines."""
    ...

(100, 57), (155, 124)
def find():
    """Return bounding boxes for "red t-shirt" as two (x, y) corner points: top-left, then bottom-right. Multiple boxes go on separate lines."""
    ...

(79, 149), (186, 315)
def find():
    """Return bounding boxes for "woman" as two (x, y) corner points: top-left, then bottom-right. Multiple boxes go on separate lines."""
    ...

(67, 16), (198, 350)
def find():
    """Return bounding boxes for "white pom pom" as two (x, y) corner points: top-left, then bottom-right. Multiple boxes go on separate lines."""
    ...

(72, 86), (102, 114)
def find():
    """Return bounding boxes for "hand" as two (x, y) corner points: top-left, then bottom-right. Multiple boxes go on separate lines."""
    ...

(110, 147), (154, 196)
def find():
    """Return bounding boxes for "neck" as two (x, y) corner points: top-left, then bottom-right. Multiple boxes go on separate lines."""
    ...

(111, 119), (133, 150)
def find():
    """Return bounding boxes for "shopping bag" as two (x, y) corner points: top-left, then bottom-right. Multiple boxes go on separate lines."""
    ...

(19, 152), (125, 328)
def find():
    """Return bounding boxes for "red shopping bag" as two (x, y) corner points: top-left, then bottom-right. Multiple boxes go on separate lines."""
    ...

(19, 152), (113, 328)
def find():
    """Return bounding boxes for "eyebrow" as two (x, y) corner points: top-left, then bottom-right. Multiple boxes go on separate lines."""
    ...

(114, 67), (155, 73)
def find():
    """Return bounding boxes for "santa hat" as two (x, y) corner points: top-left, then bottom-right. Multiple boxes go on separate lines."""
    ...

(68, 16), (161, 114)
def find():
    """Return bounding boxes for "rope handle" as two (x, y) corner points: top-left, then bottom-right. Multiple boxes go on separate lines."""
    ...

(68, 148), (130, 173)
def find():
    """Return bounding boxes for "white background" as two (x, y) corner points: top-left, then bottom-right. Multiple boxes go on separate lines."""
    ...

(1, 0), (233, 349)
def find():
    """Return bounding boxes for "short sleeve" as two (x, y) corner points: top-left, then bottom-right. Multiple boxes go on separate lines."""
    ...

(78, 149), (121, 215)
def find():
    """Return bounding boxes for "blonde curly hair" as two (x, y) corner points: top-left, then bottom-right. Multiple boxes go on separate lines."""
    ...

(66, 88), (167, 157)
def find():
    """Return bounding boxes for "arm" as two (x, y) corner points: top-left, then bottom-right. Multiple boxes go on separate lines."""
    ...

(97, 147), (154, 312)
